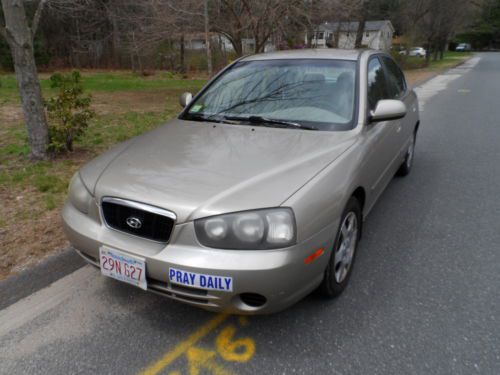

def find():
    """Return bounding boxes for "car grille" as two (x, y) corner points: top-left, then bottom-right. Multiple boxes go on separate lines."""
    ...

(147, 276), (212, 305)
(101, 198), (175, 243)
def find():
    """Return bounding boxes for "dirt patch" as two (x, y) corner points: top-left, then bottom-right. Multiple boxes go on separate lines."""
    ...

(0, 148), (94, 280)
(405, 70), (437, 87)
(91, 89), (185, 115)
(0, 187), (68, 279)
(0, 105), (23, 124)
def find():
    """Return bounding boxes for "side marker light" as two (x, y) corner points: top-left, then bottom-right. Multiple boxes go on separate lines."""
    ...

(304, 247), (325, 265)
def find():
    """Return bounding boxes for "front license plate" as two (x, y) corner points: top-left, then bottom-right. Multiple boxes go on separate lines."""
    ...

(100, 246), (147, 290)
(169, 267), (233, 292)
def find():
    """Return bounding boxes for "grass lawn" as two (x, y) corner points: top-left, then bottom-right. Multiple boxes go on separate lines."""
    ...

(0, 51), (472, 278)
(402, 51), (472, 85)
(0, 71), (205, 278)
(428, 51), (473, 69)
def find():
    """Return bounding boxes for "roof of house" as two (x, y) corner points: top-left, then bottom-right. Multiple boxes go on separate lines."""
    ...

(318, 20), (394, 33)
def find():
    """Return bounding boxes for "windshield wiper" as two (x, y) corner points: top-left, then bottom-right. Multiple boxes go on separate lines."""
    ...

(224, 115), (318, 131)
(184, 113), (223, 124)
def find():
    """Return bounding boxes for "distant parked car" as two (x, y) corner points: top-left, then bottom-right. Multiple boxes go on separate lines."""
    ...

(399, 47), (427, 58)
(456, 43), (472, 52)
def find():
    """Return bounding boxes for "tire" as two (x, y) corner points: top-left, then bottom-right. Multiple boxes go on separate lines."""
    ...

(319, 197), (361, 298)
(397, 131), (416, 177)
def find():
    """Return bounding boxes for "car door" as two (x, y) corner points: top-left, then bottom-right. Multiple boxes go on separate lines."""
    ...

(380, 55), (417, 158)
(361, 55), (404, 210)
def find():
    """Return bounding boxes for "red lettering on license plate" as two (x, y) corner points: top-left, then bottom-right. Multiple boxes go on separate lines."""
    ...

(101, 255), (142, 281)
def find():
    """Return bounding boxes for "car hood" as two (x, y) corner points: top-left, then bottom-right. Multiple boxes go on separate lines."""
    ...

(82, 119), (356, 223)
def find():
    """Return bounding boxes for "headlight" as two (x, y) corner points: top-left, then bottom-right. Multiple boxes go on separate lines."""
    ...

(195, 208), (296, 250)
(68, 172), (93, 214)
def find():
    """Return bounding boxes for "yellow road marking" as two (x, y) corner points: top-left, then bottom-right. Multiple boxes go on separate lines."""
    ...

(215, 325), (255, 362)
(186, 347), (232, 375)
(238, 316), (249, 327)
(139, 313), (229, 375)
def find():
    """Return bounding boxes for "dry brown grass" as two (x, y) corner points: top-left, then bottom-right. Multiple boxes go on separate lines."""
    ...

(0, 88), (194, 279)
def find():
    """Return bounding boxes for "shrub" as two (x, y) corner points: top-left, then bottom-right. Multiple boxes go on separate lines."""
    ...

(45, 71), (95, 153)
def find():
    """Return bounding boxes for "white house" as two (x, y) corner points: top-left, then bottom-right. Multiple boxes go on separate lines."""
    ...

(309, 20), (395, 50)
(183, 33), (275, 54)
(183, 33), (234, 52)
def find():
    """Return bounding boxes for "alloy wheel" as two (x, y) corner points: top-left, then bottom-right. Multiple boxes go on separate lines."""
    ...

(334, 212), (358, 283)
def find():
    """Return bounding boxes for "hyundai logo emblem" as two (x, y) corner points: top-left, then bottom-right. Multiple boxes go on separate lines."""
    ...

(126, 216), (142, 229)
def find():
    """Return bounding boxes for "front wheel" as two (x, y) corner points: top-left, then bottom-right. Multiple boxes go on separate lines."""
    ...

(319, 197), (361, 298)
(397, 132), (416, 176)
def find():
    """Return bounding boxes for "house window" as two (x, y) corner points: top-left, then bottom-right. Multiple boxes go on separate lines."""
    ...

(317, 32), (324, 40)
(366, 31), (369, 37)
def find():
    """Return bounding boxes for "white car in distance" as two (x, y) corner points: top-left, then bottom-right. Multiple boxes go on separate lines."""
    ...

(399, 47), (427, 58)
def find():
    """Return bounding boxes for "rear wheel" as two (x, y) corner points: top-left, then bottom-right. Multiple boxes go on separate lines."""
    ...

(319, 197), (361, 298)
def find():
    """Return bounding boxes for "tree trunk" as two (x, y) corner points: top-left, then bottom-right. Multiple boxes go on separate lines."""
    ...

(355, 17), (367, 48)
(439, 42), (445, 60)
(111, 13), (120, 67)
(180, 33), (185, 74)
(230, 34), (243, 57)
(74, 18), (81, 68)
(1, 0), (49, 160)
(204, 0), (213, 77)
(433, 47), (439, 61)
(254, 35), (261, 54)
(333, 23), (341, 48)
(425, 39), (432, 65)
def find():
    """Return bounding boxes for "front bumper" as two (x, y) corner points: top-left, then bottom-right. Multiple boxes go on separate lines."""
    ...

(62, 200), (337, 314)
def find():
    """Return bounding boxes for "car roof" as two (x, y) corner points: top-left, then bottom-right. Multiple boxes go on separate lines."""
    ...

(241, 49), (365, 62)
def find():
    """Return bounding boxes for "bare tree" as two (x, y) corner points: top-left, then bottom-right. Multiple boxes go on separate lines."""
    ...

(204, 0), (212, 76)
(1, 0), (49, 160)
(405, 0), (479, 63)
(354, 1), (368, 48)
(211, 0), (299, 56)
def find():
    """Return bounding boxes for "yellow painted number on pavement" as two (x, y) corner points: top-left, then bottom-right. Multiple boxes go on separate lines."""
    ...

(216, 325), (255, 362)
(185, 346), (232, 375)
(140, 313), (256, 375)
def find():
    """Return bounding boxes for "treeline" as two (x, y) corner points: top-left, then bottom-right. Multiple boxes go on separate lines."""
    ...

(0, 0), (497, 160)
(1, 0), (495, 74)
(457, 0), (500, 50)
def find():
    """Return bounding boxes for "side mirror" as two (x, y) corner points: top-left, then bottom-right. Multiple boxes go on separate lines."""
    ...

(179, 92), (193, 108)
(370, 100), (407, 123)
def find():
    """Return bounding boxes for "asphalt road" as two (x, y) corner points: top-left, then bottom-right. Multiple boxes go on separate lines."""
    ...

(1, 53), (499, 375)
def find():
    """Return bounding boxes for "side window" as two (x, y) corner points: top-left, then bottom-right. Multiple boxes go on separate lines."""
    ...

(381, 56), (407, 98)
(367, 57), (387, 111)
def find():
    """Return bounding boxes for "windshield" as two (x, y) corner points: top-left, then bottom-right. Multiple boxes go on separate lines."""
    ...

(182, 59), (357, 131)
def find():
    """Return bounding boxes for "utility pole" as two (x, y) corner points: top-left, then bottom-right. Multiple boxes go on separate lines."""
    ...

(204, 0), (213, 77)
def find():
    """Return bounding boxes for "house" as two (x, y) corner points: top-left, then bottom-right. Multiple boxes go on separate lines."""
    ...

(309, 20), (395, 50)
(183, 33), (275, 54)
(241, 38), (277, 54)
(183, 32), (233, 52)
